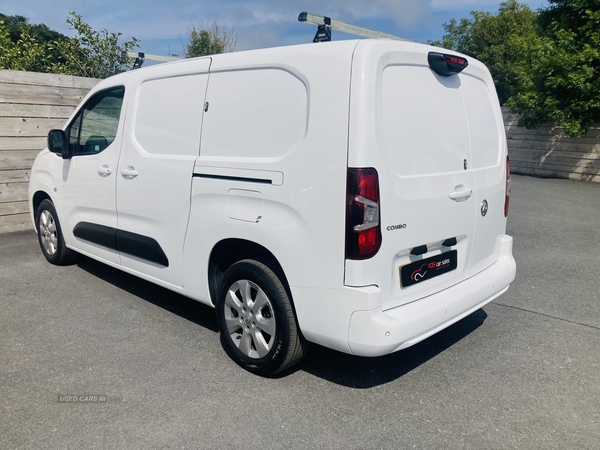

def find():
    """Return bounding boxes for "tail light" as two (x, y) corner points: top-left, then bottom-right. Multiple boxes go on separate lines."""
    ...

(345, 168), (381, 260)
(504, 156), (511, 217)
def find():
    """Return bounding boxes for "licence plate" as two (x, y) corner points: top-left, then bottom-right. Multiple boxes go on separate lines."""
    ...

(400, 250), (458, 288)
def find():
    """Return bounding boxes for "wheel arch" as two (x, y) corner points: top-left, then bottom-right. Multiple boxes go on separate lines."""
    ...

(31, 190), (53, 231)
(208, 238), (291, 307)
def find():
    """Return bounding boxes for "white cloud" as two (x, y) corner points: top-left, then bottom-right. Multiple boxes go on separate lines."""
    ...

(3, 0), (432, 39)
(1, 0), (550, 55)
(256, 0), (433, 27)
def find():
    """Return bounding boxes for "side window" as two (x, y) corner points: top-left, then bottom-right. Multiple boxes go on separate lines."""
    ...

(68, 87), (125, 156)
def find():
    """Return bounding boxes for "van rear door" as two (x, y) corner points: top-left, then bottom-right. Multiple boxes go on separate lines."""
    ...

(460, 73), (508, 276)
(345, 41), (505, 310)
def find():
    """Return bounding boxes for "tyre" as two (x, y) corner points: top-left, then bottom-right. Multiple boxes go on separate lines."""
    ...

(36, 199), (77, 265)
(216, 259), (308, 376)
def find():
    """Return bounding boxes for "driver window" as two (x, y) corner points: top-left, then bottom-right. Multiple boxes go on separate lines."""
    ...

(68, 86), (125, 156)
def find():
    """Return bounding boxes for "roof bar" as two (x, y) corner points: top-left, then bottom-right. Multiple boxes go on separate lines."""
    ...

(298, 12), (415, 42)
(122, 51), (182, 70)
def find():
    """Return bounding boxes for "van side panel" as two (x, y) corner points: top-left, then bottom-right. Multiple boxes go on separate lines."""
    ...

(182, 43), (357, 314)
(199, 69), (307, 160)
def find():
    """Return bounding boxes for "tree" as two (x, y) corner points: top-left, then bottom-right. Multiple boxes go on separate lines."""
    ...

(0, 12), (139, 79)
(184, 19), (237, 58)
(431, 0), (537, 104)
(53, 12), (140, 78)
(0, 14), (68, 72)
(0, 13), (65, 43)
(0, 21), (19, 69)
(507, 0), (600, 136)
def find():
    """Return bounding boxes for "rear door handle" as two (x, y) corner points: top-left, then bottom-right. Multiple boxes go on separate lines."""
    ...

(449, 188), (472, 201)
(97, 165), (112, 176)
(121, 166), (139, 179)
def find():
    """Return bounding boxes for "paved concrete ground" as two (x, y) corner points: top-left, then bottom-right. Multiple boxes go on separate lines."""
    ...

(1, 175), (599, 450)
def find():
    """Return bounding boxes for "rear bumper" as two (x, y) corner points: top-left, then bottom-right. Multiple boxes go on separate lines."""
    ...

(348, 234), (516, 356)
(292, 235), (515, 356)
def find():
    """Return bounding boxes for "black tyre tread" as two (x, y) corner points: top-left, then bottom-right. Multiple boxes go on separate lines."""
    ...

(217, 259), (309, 376)
(255, 260), (308, 372)
(37, 199), (77, 266)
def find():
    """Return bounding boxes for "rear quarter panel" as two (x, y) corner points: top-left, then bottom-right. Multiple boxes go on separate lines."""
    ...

(182, 42), (358, 303)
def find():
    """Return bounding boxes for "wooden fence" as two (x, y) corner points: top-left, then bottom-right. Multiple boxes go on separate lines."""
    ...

(0, 69), (599, 235)
(0, 70), (100, 234)
(504, 110), (600, 183)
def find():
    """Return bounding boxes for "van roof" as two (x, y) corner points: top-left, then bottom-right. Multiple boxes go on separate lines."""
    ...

(95, 38), (479, 92)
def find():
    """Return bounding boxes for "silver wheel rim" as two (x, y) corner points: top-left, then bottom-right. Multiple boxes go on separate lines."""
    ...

(224, 279), (276, 359)
(39, 210), (58, 256)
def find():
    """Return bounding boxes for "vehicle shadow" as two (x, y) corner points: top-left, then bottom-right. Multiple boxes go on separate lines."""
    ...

(76, 255), (487, 388)
(76, 255), (219, 333)
(289, 308), (488, 388)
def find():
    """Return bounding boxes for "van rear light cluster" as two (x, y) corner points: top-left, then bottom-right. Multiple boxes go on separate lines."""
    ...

(345, 168), (381, 260)
(504, 156), (511, 217)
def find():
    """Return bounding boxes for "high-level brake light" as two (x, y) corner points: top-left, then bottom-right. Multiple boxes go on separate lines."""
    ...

(428, 52), (469, 77)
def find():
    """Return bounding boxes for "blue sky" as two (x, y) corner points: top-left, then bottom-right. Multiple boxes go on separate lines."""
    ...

(3, 0), (547, 56)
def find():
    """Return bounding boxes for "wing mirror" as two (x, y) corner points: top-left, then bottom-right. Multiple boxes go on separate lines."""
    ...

(47, 129), (71, 159)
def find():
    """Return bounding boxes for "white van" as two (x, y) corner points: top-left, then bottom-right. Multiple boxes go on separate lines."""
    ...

(29, 39), (516, 375)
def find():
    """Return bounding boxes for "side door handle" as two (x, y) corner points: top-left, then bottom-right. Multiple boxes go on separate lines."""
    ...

(121, 166), (139, 179)
(97, 165), (112, 176)
(449, 187), (472, 201)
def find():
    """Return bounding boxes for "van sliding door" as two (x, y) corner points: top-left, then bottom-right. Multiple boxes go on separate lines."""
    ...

(116, 58), (211, 287)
